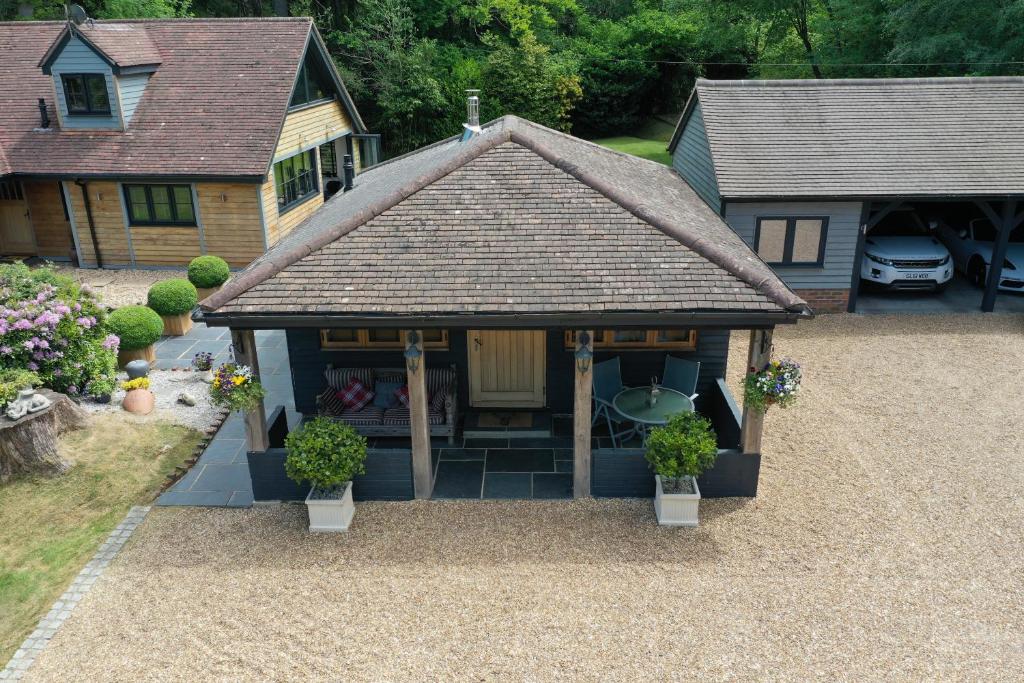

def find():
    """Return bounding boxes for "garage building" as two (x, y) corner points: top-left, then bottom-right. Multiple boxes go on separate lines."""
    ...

(668, 76), (1024, 313)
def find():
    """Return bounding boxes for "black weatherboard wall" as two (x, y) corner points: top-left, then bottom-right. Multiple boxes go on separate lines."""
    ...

(287, 328), (732, 415)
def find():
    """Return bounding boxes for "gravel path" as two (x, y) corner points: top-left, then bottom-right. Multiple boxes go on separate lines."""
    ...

(55, 267), (186, 309)
(81, 370), (220, 431)
(22, 313), (1024, 681)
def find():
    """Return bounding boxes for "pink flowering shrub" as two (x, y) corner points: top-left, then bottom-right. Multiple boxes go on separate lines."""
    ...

(0, 263), (118, 397)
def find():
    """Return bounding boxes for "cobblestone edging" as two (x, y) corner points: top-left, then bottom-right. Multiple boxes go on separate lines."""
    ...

(0, 506), (151, 681)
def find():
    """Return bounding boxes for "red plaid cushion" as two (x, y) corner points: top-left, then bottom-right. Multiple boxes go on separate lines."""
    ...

(395, 385), (410, 407)
(337, 376), (374, 411)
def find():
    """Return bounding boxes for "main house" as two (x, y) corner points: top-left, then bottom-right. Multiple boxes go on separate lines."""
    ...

(0, 17), (377, 268)
(199, 114), (810, 502)
(669, 77), (1024, 313)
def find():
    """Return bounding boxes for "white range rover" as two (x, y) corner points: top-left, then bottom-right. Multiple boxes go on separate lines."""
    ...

(860, 227), (954, 291)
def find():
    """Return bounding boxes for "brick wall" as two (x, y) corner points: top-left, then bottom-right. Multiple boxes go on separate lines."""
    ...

(795, 289), (849, 314)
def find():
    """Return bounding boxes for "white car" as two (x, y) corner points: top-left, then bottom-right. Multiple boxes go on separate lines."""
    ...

(938, 218), (1024, 292)
(860, 231), (953, 291)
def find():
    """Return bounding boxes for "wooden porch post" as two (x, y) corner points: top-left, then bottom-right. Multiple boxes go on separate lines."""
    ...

(573, 330), (594, 499)
(404, 330), (433, 499)
(230, 328), (269, 453)
(740, 328), (773, 455)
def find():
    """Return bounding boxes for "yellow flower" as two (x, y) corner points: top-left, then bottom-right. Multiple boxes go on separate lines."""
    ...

(232, 376), (245, 386)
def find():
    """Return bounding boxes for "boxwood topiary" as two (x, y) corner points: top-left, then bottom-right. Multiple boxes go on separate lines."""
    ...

(284, 417), (368, 492)
(147, 279), (198, 316)
(187, 255), (230, 289)
(107, 306), (164, 350)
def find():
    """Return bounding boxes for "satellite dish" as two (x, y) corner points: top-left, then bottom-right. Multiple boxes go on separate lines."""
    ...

(67, 4), (88, 26)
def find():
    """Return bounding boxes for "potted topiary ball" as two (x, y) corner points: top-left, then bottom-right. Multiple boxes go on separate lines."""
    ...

(187, 255), (231, 301)
(147, 278), (198, 336)
(644, 412), (719, 527)
(285, 417), (368, 532)
(107, 305), (164, 368)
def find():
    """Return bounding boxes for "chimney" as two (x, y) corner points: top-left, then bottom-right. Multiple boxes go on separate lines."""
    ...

(37, 98), (50, 128)
(342, 154), (355, 191)
(461, 89), (481, 142)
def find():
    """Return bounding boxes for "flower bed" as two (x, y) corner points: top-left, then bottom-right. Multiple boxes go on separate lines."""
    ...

(0, 264), (118, 398)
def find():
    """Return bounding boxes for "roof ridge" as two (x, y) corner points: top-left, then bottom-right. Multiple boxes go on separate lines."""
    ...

(202, 129), (514, 312)
(697, 76), (1024, 88)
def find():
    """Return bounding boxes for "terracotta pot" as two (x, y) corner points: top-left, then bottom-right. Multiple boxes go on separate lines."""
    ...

(118, 345), (156, 369)
(195, 285), (222, 302)
(160, 312), (193, 336)
(122, 388), (155, 415)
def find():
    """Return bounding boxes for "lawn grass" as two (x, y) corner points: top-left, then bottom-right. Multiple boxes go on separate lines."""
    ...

(591, 116), (677, 166)
(0, 413), (201, 663)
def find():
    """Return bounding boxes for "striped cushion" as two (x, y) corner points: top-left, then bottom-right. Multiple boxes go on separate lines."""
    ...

(338, 405), (384, 426)
(325, 367), (374, 391)
(425, 368), (454, 396)
(382, 407), (444, 426)
(430, 389), (446, 414)
(318, 388), (345, 416)
(377, 374), (404, 384)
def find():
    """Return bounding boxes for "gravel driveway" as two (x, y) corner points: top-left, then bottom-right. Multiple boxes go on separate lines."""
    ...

(23, 313), (1024, 681)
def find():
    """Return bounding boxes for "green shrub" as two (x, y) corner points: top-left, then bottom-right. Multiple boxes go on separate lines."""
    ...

(147, 279), (198, 316)
(107, 306), (164, 350)
(284, 417), (368, 491)
(644, 412), (718, 484)
(187, 255), (230, 289)
(0, 369), (40, 408)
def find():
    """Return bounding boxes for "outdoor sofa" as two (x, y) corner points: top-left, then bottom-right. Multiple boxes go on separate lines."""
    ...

(316, 366), (458, 442)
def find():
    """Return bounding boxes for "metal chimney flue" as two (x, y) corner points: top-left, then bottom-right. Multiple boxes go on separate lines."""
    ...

(461, 90), (481, 141)
(342, 154), (355, 191)
(37, 98), (50, 128)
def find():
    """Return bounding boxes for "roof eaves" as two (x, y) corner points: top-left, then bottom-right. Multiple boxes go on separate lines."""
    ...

(697, 75), (1024, 89)
(204, 128), (514, 313)
(38, 25), (117, 74)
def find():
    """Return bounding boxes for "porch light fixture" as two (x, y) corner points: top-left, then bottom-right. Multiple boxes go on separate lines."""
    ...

(574, 332), (593, 373)
(404, 330), (422, 373)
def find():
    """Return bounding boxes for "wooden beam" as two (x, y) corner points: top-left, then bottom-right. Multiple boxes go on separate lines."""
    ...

(982, 199), (1018, 313)
(230, 328), (269, 452)
(573, 330), (594, 499)
(847, 202), (872, 313)
(865, 200), (904, 231)
(740, 328), (773, 455)
(974, 199), (1003, 228)
(404, 330), (433, 499)
(1014, 209), (1024, 230)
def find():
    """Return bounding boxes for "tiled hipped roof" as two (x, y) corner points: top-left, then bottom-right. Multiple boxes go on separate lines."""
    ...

(0, 18), (359, 179)
(670, 77), (1024, 199)
(205, 116), (809, 320)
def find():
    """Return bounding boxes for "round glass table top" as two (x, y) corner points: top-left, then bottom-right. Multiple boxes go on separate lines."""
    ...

(612, 386), (694, 425)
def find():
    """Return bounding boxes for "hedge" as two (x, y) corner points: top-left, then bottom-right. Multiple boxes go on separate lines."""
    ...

(188, 255), (230, 289)
(107, 306), (164, 350)
(147, 279), (198, 316)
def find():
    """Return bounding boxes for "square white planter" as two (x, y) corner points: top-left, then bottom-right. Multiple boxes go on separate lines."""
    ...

(654, 475), (701, 527)
(304, 482), (355, 532)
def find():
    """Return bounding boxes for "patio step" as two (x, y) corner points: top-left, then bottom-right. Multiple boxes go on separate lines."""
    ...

(462, 410), (552, 439)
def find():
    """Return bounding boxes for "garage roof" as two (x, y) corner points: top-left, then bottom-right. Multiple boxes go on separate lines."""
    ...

(669, 77), (1024, 199)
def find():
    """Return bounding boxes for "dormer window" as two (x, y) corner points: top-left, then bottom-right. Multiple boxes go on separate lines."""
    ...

(61, 73), (110, 116)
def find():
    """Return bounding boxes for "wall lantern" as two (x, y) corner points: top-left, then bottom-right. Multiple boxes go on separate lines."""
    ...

(574, 331), (593, 374)
(404, 330), (422, 373)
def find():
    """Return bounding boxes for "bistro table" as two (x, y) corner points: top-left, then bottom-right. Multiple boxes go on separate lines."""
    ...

(612, 386), (695, 443)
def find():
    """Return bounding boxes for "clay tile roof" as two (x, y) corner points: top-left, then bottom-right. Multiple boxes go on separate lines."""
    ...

(1, 18), (364, 180)
(203, 116), (809, 320)
(669, 76), (1024, 199)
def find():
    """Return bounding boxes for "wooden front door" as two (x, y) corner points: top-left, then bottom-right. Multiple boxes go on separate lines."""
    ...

(0, 181), (35, 255)
(468, 330), (546, 407)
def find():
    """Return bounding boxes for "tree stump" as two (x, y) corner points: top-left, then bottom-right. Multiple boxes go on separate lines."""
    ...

(0, 390), (88, 483)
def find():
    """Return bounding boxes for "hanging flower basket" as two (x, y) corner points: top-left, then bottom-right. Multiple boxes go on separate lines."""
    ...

(209, 363), (265, 412)
(743, 358), (802, 413)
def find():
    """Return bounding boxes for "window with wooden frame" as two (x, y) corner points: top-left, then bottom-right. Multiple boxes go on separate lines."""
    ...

(60, 73), (110, 115)
(123, 184), (196, 226)
(274, 149), (319, 213)
(320, 329), (449, 350)
(563, 330), (697, 350)
(754, 217), (828, 266)
(289, 51), (334, 109)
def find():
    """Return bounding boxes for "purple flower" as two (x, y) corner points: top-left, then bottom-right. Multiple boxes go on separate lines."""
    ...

(23, 339), (35, 351)
(32, 351), (44, 360)
(27, 362), (38, 371)
(0, 345), (10, 354)
(102, 334), (120, 350)
(75, 316), (94, 328)
(67, 384), (78, 395)
(53, 368), (62, 377)
(33, 311), (61, 327)
(13, 319), (32, 331)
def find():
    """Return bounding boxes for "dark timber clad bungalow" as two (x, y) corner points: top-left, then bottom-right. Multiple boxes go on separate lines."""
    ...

(0, 17), (377, 268)
(200, 114), (811, 502)
(669, 77), (1024, 313)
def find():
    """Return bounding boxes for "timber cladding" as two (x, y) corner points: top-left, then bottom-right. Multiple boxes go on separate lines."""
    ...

(262, 100), (360, 247)
(62, 180), (264, 268)
(23, 181), (72, 258)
